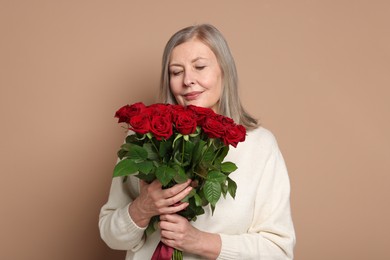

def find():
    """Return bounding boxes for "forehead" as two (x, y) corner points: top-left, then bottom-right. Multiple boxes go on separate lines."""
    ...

(169, 39), (216, 63)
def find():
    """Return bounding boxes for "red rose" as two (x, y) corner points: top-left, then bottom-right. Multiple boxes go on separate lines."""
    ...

(114, 105), (131, 123)
(171, 104), (186, 113)
(223, 124), (246, 147)
(114, 102), (146, 123)
(150, 115), (173, 140)
(174, 109), (197, 135)
(129, 114), (150, 134)
(146, 103), (172, 118)
(217, 114), (235, 126)
(187, 105), (216, 125)
(202, 115), (225, 139)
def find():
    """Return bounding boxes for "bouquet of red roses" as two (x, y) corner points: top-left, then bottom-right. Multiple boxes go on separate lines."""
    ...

(113, 102), (246, 259)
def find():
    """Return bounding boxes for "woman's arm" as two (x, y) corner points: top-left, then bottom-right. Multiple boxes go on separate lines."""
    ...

(99, 176), (146, 251)
(217, 135), (296, 259)
(99, 177), (193, 251)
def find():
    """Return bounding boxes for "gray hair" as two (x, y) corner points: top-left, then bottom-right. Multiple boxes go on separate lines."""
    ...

(159, 24), (258, 129)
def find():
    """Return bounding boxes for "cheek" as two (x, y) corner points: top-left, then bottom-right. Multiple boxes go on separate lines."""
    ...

(207, 76), (222, 95)
(204, 70), (222, 90)
(169, 80), (180, 95)
(169, 84), (184, 104)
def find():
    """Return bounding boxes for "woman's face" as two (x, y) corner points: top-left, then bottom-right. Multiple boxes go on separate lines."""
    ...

(169, 39), (222, 112)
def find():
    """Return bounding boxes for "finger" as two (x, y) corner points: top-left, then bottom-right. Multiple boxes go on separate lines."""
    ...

(160, 201), (189, 215)
(142, 179), (162, 194)
(160, 229), (176, 240)
(139, 179), (159, 189)
(139, 180), (147, 188)
(160, 187), (192, 209)
(159, 219), (176, 231)
(149, 179), (163, 189)
(162, 179), (191, 198)
(160, 213), (186, 223)
(161, 237), (178, 250)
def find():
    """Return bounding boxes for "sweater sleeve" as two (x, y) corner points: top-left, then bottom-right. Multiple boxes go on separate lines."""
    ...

(98, 175), (147, 251)
(217, 134), (296, 260)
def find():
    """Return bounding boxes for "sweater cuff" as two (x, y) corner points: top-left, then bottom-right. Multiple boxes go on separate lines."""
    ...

(217, 234), (239, 259)
(119, 202), (147, 233)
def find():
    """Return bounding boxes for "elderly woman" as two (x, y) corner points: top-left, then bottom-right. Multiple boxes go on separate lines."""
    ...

(99, 24), (296, 260)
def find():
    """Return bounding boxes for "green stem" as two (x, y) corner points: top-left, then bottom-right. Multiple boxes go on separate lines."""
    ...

(181, 137), (185, 165)
(149, 138), (163, 161)
(172, 249), (183, 260)
(211, 146), (222, 165)
(151, 140), (159, 154)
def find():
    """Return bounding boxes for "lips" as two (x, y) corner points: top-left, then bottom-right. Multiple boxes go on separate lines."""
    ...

(183, 91), (203, 101)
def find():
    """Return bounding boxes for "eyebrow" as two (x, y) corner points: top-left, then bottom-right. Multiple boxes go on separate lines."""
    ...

(169, 57), (207, 67)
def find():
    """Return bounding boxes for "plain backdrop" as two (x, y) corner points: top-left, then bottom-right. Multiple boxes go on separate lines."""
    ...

(1, 1), (389, 259)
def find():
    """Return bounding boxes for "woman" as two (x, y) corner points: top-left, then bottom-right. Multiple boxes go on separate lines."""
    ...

(99, 24), (296, 259)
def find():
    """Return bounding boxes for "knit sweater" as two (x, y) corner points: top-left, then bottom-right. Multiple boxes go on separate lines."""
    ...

(99, 127), (296, 259)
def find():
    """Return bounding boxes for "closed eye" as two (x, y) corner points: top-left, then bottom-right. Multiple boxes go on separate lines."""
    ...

(195, 66), (206, 70)
(170, 70), (183, 76)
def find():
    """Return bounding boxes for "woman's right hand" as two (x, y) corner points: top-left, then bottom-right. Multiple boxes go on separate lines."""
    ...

(129, 179), (192, 228)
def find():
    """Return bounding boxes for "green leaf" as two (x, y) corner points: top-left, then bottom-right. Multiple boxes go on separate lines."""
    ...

(159, 140), (172, 158)
(210, 204), (216, 215)
(227, 177), (237, 199)
(207, 170), (227, 184)
(203, 180), (221, 207)
(120, 143), (133, 151)
(113, 159), (138, 177)
(197, 189), (209, 206)
(137, 161), (154, 174)
(126, 134), (143, 145)
(194, 193), (203, 207)
(143, 143), (159, 160)
(214, 146), (229, 165)
(178, 198), (204, 221)
(172, 165), (188, 183)
(221, 183), (228, 198)
(202, 147), (215, 163)
(184, 141), (195, 158)
(135, 172), (156, 183)
(221, 162), (238, 174)
(155, 165), (176, 186)
(125, 144), (148, 160)
(192, 140), (206, 164)
(117, 149), (127, 160)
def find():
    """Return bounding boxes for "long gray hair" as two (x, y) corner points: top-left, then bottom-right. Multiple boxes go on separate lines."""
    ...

(159, 24), (258, 129)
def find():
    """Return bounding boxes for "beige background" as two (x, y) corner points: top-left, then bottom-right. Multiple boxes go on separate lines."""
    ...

(1, 1), (389, 259)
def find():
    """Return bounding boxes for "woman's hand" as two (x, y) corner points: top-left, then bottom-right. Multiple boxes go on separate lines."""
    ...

(129, 179), (192, 228)
(159, 214), (221, 259)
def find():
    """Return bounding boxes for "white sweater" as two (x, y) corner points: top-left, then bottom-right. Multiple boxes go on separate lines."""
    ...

(99, 127), (296, 259)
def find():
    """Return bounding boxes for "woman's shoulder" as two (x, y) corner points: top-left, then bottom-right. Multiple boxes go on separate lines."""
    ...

(245, 126), (280, 150)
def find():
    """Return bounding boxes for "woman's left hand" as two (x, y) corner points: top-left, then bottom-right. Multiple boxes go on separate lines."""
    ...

(159, 214), (221, 259)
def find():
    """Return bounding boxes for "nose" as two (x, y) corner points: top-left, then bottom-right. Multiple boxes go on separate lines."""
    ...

(183, 71), (195, 87)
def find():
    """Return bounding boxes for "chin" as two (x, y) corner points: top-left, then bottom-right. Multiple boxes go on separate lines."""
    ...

(188, 101), (206, 108)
